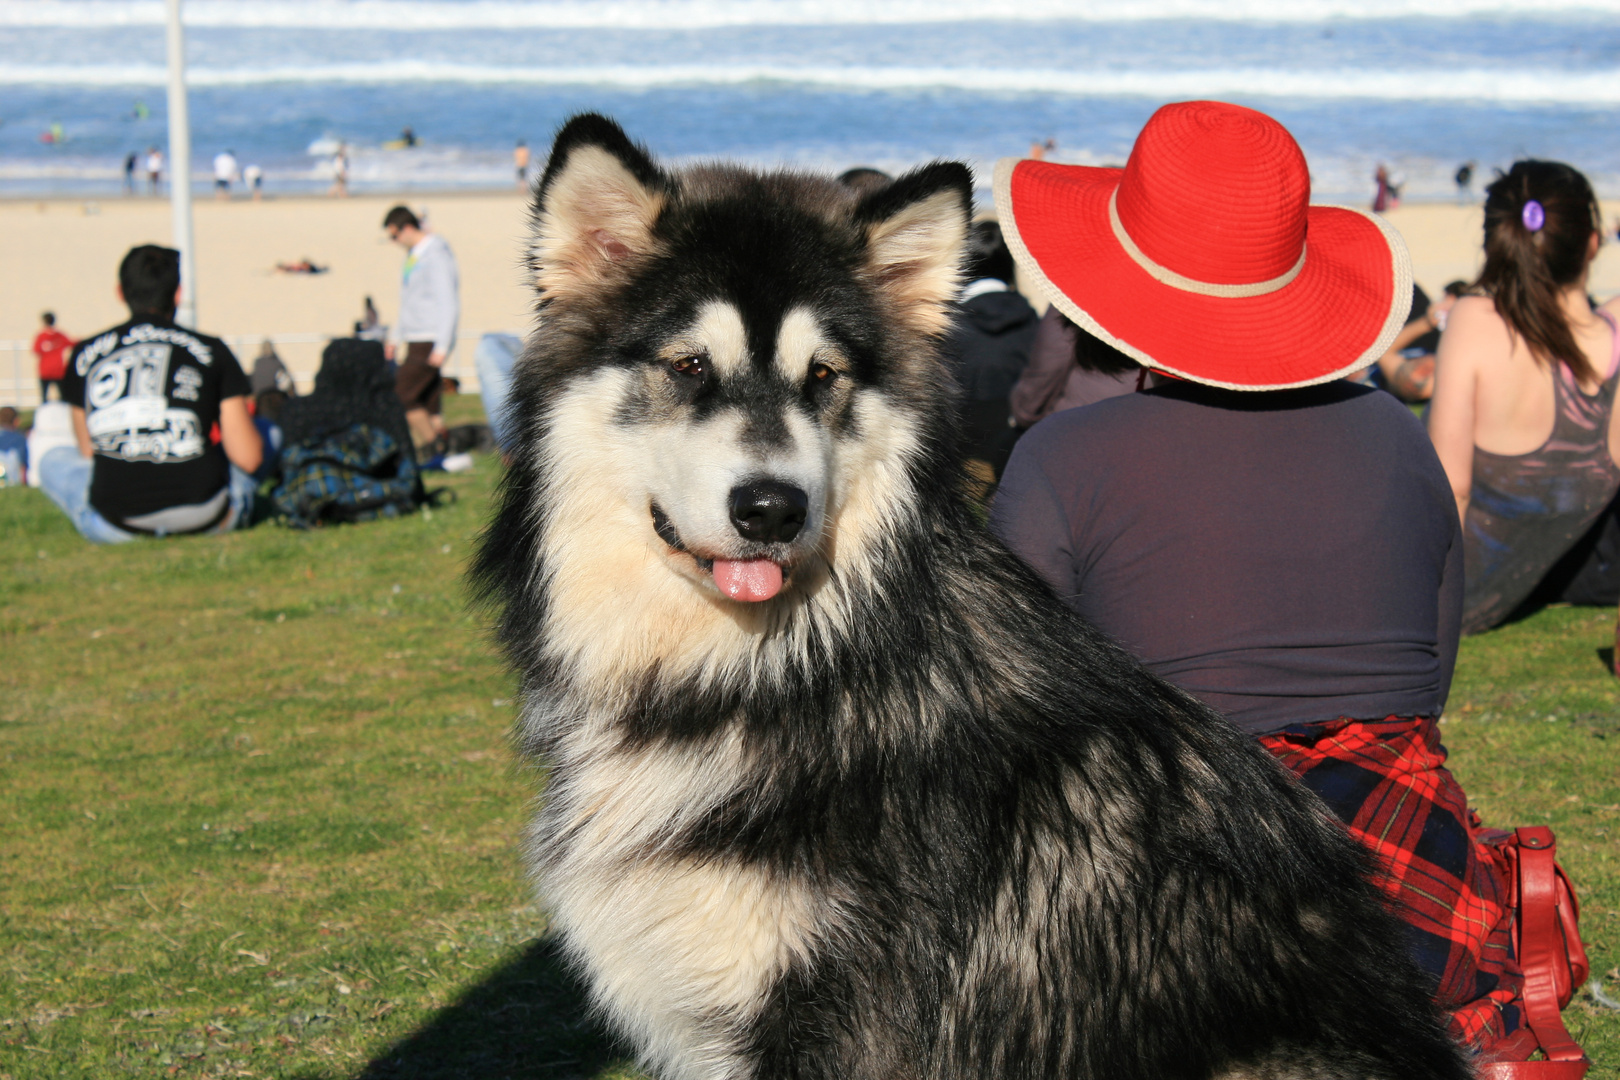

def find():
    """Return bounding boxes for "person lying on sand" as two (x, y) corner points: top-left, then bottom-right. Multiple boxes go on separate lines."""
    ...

(275, 258), (328, 275)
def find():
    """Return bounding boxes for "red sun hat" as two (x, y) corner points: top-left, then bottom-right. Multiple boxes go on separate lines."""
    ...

(993, 101), (1412, 390)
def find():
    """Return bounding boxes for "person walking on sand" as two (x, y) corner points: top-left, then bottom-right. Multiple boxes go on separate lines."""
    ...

(383, 205), (458, 453)
(213, 148), (238, 199)
(1373, 163), (1400, 213)
(123, 152), (138, 195)
(33, 312), (74, 403)
(1455, 161), (1475, 205)
(145, 146), (163, 195)
(514, 140), (530, 189)
(328, 142), (349, 197)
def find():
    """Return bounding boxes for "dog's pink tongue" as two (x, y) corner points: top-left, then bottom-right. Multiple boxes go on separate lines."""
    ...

(712, 559), (783, 602)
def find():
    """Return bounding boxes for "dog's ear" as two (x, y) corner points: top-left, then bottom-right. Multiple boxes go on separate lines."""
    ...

(855, 162), (972, 336)
(530, 114), (668, 304)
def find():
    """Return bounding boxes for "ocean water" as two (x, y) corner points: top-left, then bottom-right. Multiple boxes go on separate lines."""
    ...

(2, 0), (1620, 202)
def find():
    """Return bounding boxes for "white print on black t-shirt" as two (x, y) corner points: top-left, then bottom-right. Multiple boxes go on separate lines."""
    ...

(172, 366), (203, 401)
(74, 324), (214, 375)
(84, 342), (205, 464)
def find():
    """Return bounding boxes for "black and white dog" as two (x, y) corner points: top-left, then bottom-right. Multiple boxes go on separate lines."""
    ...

(473, 114), (1470, 1080)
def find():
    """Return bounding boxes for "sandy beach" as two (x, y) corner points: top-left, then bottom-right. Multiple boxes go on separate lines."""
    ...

(8, 190), (1620, 406)
(1, 190), (537, 402)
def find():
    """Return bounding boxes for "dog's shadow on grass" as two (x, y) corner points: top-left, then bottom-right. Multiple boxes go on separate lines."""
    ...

(342, 937), (630, 1080)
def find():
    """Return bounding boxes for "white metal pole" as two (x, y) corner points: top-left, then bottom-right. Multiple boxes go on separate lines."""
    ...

(165, 0), (197, 328)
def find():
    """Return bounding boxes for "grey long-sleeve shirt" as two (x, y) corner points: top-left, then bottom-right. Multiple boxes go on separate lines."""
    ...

(395, 233), (460, 356)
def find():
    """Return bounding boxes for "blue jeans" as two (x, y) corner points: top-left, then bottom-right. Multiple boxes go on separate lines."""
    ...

(475, 332), (522, 453)
(39, 447), (257, 545)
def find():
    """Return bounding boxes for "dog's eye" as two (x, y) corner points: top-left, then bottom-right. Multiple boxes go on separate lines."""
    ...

(669, 355), (705, 377)
(810, 362), (836, 383)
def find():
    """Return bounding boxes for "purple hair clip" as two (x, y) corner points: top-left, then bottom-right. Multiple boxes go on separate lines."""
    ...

(1522, 200), (1546, 232)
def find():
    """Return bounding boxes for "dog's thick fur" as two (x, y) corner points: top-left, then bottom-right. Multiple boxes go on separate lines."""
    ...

(473, 114), (1472, 1080)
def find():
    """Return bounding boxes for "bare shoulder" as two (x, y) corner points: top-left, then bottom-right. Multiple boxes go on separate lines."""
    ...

(1599, 295), (1620, 318)
(1446, 294), (1504, 330)
(1438, 295), (1511, 367)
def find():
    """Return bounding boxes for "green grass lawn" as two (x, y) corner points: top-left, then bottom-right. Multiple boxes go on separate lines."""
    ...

(2, 396), (1617, 1078)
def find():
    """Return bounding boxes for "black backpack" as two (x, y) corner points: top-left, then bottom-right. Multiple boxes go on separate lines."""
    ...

(270, 339), (445, 528)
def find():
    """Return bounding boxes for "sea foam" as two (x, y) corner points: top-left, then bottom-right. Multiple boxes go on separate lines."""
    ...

(4, 60), (1618, 106)
(4, 0), (1620, 28)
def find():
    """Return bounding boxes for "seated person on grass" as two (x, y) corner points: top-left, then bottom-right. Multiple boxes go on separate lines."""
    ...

(39, 244), (262, 543)
(1355, 280), (1467, 403)
(939, 220), (1039, 483)
(0, 406), (27, 486)
(1427, 160), (1620, 634)
(990, 101), (1520, 1059)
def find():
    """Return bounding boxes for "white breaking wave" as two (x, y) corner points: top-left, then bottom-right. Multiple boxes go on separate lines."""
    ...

(4, 60), (1619, 105)
(3, 0), (1619, 28)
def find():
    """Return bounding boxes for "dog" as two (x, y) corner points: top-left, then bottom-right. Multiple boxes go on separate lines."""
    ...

(473, 114), (1472, 1080)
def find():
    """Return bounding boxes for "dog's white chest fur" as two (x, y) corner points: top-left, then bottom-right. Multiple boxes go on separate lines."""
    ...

(533, 719), (829, 1080)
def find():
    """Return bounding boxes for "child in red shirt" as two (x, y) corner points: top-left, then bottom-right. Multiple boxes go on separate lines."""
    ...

(32, 312), (74, 402)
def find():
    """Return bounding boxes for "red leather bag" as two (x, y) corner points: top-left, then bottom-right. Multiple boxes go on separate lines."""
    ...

(1473, 824), (1590, 1080)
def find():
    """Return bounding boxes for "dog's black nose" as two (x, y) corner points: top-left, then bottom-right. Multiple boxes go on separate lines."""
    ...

(729, 481), (808, 544)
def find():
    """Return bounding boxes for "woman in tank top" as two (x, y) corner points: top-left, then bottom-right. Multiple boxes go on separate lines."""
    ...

(1428, 160), (1620, 634)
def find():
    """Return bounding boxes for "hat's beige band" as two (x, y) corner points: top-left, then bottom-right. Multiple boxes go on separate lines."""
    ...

(1107, 188), (1306, 298)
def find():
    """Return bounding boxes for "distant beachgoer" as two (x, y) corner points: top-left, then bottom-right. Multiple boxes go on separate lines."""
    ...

(1028, 137), (1056, 160)
(123, 152), (138, 194)
(243, 163), (263, 201)
(251, 340), (297, 400)
(1455, 161), (1476, 205)
(401, 126), (417, 148)
(145, 146), (163, 195)
(33, 311), (74, 403)
(1373, 163), (1399, 212)
(355, 295), (387, 341)
(1428, 159), (1620, 633)
(40, 245), (261, 543)
(329, 143), (349, 197)
(836, 167), (891, 197)
(213, 149), (238, 199)
(0, 407), (28, 487)
(275, 258), (328, 274)
(383, 205), (459, 451)
(514, 140), (530, 188)
(250, 341), (295, 479)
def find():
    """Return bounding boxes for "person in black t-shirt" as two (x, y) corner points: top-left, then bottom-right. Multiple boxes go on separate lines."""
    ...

(38, 245), (262, 543)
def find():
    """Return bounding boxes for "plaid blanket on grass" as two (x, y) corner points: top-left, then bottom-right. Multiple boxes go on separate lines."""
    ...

(1258, 715), (1522, 1052)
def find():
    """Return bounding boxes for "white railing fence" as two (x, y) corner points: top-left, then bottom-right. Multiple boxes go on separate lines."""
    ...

(1, 330), (505, 409)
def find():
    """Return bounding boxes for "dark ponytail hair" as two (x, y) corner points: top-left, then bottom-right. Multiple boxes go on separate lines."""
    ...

(1475, 160), (1601, 383)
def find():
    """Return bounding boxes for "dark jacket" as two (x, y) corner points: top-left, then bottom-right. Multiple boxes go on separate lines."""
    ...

(941, 285), (1038, 477)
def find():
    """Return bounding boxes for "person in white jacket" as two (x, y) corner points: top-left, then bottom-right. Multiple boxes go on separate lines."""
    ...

(383, 205), (460, 450)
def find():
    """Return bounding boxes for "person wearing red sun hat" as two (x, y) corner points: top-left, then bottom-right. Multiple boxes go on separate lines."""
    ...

(991, 101), (1524, 1056)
